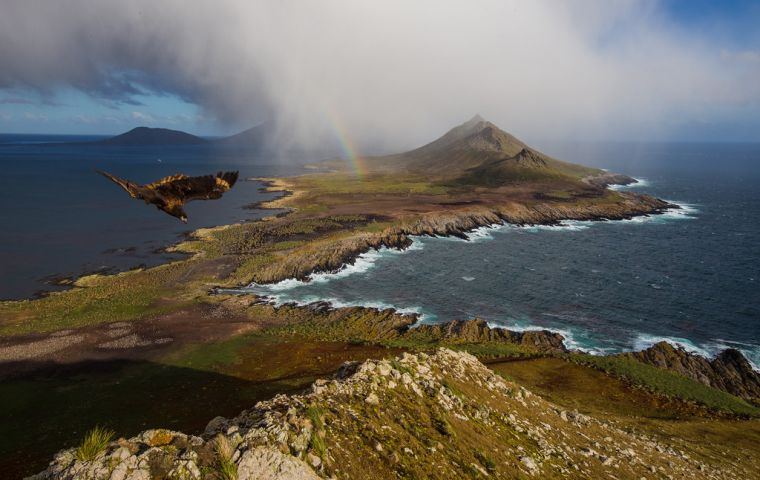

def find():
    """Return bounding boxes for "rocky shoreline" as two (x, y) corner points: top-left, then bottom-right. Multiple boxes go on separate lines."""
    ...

(251, 177), (675, 286)
(254, 296), (760, 406)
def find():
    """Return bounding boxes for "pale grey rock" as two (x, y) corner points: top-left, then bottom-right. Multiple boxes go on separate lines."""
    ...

(236, 446), (318, 480)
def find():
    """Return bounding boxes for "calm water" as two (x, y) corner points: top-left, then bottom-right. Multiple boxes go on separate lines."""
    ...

(245, 142), (760, 363)
(0, 134), (301, 299)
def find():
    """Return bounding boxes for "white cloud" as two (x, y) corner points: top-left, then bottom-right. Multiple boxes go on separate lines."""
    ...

(130, 111), (156, 123)
(0, 0), (758, 144)
(23, 112), (48, 121)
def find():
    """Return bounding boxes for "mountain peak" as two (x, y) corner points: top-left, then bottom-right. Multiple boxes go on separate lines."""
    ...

(464, 113), (486, 126)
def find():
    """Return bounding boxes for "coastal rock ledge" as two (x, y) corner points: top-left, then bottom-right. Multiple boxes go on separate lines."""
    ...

(31, 349), (741, 479)
(624, 341), (760, 405)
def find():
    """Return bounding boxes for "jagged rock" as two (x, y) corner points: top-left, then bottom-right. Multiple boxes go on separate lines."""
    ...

(237, 446), (319, 480)
(32, 349), (736, 479)
(624, 342), (760, 404)
(520, 455), (539, 474)
(410, 318), (567, 353)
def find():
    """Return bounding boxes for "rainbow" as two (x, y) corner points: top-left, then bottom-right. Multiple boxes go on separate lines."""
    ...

(323, 108), (367, 179)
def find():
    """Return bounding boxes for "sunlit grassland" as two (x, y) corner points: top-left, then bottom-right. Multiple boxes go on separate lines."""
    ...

(0, 261), (196, 336)
(290, 172), (450, 197)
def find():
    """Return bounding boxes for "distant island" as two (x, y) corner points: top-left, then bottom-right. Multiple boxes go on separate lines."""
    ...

(93, 126), (208, 146)
(86, 123), (275, 147)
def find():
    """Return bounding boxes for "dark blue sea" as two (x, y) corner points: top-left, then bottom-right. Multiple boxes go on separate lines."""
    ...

(0, 134), (301, 299)
(243, 142), (760, 364)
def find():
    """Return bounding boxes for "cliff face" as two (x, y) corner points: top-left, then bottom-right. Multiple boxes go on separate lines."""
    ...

(411, 319), (567, 353)
(624, 342), (760, 405)
(250, 197), (674, 286)
(32, 349), (735, 480)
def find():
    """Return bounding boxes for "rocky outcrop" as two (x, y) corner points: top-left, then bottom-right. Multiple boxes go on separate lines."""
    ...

(411, 319), (567, 353)
(267, 301), (567, 355)
(624, 342), (760, 405)
(32, 349), (735, 479)
(583, 172), (638, 188)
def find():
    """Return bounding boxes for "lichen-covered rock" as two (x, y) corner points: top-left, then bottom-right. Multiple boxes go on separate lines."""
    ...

(31, 349), (738, 479)
(237, 447), (318, 480)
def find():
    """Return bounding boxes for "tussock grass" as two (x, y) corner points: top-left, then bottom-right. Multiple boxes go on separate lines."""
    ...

(307, 406), (327, 458)
(75, 426), (114, 461)
(214, 434), (237, 480)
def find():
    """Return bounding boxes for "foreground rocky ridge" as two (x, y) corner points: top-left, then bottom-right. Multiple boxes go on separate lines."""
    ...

(32, 349), (742, 480)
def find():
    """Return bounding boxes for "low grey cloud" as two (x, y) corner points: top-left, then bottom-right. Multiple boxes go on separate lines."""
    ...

(1, 0), (758, 147)
(0, 97), (35, 105)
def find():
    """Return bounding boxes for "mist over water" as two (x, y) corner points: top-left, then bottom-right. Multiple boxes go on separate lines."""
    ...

(244, 142), (760, 364)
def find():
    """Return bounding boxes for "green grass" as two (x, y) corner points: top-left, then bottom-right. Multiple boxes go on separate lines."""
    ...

(571, 353), (760, 416)
(431, 412), (455, 437)
(0, 261), (191, 336)
(474, 450), (497, 473)
(307, 406), (325, 430)
(307, 405), (327, 458)
(75, 426), (114, 462)
(214, 435), (238, 480)
(294, 173), (449, 197)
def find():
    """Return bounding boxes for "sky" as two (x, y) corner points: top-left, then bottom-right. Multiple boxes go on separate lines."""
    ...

(1, 0), (759, 147)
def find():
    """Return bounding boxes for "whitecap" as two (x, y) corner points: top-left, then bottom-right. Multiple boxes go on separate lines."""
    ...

(462, 276), (476, 282)
(249, 240), (424, 291)
(631, 333), (713, 358)
(485, 320), (608, 354)
(508, 220), (592, 233)
(702, 339), (760, 372)
(431, 223), (509, 243)
(631, 334), (760, 372)
(608, 177), (651, 190)
(252, 292), (433, 322)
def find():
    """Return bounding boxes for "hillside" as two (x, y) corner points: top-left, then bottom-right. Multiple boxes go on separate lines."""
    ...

(95, 127), (208, 146)
(215, 122), (272, 147)
(32, 349), (747, 480)
(365, 115), (614, 186)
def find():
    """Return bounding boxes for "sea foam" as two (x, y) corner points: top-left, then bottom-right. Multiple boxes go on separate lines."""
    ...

(608, 177), (651, 190)
(253, 240), (424, 291)
(632, 334), (760, 372)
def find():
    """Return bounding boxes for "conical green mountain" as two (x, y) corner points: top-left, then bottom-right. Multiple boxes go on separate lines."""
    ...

(368, 116), (604, 184)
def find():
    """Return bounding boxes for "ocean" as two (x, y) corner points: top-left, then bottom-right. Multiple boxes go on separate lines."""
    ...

(0, 134), (300, 299)
(242, 142), (760, 365)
